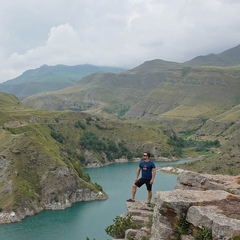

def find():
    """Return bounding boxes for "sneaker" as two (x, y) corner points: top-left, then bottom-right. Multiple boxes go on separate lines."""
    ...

(126, 198), (135, 202)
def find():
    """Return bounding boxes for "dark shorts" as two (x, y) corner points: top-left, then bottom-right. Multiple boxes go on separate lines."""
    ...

(134, 178), (152, 191)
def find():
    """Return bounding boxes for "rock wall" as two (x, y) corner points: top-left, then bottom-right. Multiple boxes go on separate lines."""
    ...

(121, 170), (240, 240)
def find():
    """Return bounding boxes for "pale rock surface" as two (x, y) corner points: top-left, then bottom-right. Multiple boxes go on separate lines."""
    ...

(118, 170), (240, 240)
(177, 170), (240, 194)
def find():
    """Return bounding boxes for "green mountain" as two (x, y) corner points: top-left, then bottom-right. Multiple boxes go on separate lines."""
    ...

(22, 60), (181, 112)
(22, 44), (240, 176)
(23, 63), (240, 130)
(0, 64), (125, 100)
(126, 65), (240, 126)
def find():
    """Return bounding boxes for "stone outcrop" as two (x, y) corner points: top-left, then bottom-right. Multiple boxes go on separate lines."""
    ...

(119, 170), (240, 240)
(151, 189), (240, 240)
(177, 170), (240, 195)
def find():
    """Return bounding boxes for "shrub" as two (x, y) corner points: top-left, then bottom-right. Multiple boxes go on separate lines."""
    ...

(79, 131), (107, 152)
(94, 182), (103, 192)
(195, 227), (212, 240)
(105, 214), (137, 238)
(50, 130), (65, 143)
(176, 215), (189, 235)
(74, 120), (86, 130)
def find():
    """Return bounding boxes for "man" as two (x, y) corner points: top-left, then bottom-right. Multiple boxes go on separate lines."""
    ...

(126, 152), (156, 205)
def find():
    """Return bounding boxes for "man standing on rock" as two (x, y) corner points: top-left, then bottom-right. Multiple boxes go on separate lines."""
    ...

(127, 152), (156, 205)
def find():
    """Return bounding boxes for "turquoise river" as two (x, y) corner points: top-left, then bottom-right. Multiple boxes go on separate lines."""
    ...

(0, 159), (195, 240)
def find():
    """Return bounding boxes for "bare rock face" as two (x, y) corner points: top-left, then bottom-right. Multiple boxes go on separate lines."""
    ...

(40, 165), (106, 210)
(186, 206), (240, 239)
(150, 171), (240, 240)
(152, 190), (240, 239)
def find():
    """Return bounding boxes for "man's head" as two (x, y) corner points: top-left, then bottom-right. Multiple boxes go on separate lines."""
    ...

(143, 152), (150, 159)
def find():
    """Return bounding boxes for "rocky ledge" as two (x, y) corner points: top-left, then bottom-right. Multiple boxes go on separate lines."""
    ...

(118, 170), (240, 240)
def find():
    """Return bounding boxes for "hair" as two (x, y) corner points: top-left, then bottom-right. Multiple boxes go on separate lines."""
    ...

(144, 152), (151, 158)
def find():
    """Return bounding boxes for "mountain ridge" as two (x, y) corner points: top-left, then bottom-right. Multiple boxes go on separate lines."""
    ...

(0, 64), (125, 99)
(184, 44), (240, 66)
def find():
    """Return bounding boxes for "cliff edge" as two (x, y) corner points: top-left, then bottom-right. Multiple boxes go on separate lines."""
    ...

(119, 170), (240, 240)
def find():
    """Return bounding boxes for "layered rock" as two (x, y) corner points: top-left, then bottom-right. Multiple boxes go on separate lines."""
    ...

(151, 171), (240, 240)
(177, 170), (240, 194)
(151, 189), (240, 240)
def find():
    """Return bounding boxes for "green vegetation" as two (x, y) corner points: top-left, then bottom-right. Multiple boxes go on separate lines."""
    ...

(173, 215), (212, 240)
(194, 227), (212, 240)
(72, 161), (90, 182)
(181, 66), (191, 77)
(94, 182), (103, 192)
(80, 131), (107, 151)
(50, 129), (65, 143)
(184, 139), (220, 152)
(175, 215), (190, 235)
(171, 215), (190, 240)
(79, 131), (130, 161)
(74, 120), (86, 129)
(167, 132), (221, 157)
(105, 214), (137, 238)
(146, 215), (153, 228)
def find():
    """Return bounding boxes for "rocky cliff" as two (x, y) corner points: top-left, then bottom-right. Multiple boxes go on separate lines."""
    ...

(118, 170), (240, 240)
(0, 153), (107, 224)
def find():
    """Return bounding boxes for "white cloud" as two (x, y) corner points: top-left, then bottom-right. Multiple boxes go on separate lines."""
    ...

(0, 0), (240, 82)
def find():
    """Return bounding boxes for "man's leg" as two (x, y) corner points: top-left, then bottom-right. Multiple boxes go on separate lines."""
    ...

(127, 180), (142, 202)
(131, 184), (138, 200)
(148, 190), (152, 203)
(146, 180), (152, 203)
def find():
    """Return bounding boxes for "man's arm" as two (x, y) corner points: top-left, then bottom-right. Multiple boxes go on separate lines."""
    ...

(135, 167), (141, 182)
(150, 168), (156, 184)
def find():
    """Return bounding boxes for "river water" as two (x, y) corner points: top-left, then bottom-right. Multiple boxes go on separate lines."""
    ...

(0, 159), (194, 240)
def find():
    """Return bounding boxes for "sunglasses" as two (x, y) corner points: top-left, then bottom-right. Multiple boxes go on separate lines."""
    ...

(143, 154), (148, 156)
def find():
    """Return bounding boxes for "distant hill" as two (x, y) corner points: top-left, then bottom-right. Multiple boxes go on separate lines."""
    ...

(23, 62), (240, 130)
(22, 59), (180, 112)
(125, 65), (240, 124)
(0, 64), (125, 99)
(184, 44), (240, 66)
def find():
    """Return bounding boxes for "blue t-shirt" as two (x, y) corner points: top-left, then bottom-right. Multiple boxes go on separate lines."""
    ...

(139, 160), (156, 179)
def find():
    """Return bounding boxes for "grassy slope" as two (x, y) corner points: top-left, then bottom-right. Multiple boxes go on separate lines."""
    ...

(177, 103), (240, 175)
(0, 94), (101, 211)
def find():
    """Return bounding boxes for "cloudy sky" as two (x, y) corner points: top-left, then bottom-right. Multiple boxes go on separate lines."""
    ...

(0, 0), (240, 83)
